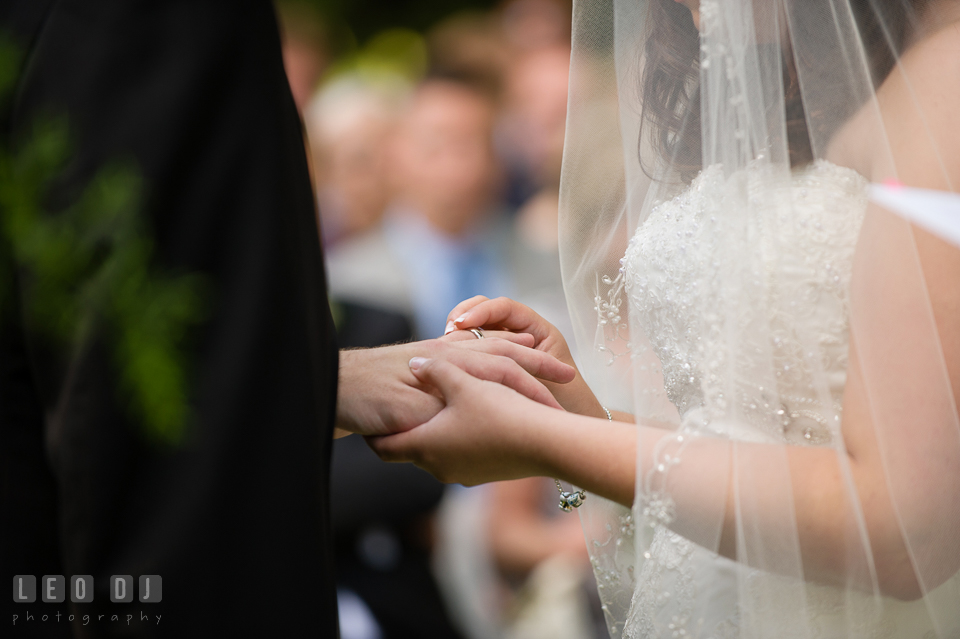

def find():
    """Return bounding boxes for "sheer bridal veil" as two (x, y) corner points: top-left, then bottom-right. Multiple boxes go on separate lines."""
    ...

(558, 0), (960, 636)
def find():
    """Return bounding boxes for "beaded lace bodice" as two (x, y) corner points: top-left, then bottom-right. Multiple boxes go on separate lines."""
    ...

(623, 160), (867, 445)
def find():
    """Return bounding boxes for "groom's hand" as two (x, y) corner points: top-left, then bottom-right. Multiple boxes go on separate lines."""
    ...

(335, 337), (574, 438)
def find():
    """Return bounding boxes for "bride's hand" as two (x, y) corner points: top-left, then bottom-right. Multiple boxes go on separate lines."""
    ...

(366, 356), (558, 485)
(443, 296), (607, 418)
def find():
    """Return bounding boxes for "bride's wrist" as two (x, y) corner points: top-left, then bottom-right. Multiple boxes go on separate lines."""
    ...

(536, 410), (638, 507)
(508, 401), (575, 479)
(560, 380), (608, 420)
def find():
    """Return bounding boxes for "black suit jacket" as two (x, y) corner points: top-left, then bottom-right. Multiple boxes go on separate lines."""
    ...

(1, 1), (339, 636)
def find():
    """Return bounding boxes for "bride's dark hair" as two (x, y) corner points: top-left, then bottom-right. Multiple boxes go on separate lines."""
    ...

(638, 0), (928, 179)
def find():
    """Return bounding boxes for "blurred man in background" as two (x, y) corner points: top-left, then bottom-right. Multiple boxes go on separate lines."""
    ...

(309, 4), (607, 638)
(326, 77), (512, 341)
(321, 80), (508, 639)
(305, 75), (407, 249)
(308, 76), (469, 639)
(295, 3), (604, 639)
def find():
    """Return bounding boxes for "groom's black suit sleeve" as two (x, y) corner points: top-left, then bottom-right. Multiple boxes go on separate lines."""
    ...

(1, 1), (339, 636)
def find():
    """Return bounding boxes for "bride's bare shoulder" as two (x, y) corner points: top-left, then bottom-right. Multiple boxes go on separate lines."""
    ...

(828, 21), (960, 186)
(899, 17), (960, 74)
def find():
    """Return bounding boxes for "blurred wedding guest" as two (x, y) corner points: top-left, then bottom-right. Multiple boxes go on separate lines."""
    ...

(304, 74), (409, 248)
(276, 0), (330, 113)
(499, 0), (571, 55)
(498, 45), (570, 210)
(489, 479), (609, 639)
(429, 35), (606, 639)
(427, 12), (509, 103)
(326, 69), (584, 639)
(311, 75), (467, 639)
(433, 478), (606, 639)
(491, 44), (574, 349)
(326, 77), (513, 340)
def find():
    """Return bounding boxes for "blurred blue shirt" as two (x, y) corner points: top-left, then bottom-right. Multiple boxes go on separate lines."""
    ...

(383, 209), (514, 340)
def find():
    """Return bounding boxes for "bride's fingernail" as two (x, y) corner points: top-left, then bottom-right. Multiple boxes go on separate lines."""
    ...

(454, 314), (468, 325)
(409, 357), (428, 371)
(444, 321), (455, 335)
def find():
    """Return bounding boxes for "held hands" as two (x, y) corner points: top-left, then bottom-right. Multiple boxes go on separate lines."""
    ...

(343, 296), (606, 485)
(444, 296), (607, 419)
(335, 332), (575, 438)
(366, 356), (559, 485)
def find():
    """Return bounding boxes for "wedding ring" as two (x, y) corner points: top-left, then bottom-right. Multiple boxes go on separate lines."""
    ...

(469, 328), (485, 340)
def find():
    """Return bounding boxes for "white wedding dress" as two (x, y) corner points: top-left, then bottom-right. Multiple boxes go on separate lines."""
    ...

(613, 161), (960, 638)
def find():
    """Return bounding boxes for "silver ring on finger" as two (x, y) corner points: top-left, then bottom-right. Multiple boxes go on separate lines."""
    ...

(469, 327), (485, 340)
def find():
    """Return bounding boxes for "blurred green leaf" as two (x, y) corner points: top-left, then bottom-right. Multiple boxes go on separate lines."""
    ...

(0, 40), (206, 446)
(290, 0), (500, 42)
(325, 27), (428, 84)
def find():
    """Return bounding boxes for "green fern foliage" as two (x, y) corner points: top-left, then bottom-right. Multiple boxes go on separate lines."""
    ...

(0, 36), (205, 445)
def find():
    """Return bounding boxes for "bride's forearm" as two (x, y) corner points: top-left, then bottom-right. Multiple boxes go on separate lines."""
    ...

(535, 409), (919, 599)
(389, 356), (938, 599)
(530, 409), (639, 507)
(740, 442), (918, 599)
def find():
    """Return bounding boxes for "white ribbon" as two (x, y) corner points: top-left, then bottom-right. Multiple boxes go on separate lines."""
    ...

(869, 183), (960, 248)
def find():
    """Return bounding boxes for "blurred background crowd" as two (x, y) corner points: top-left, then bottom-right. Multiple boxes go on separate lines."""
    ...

(274, 0), (608, 637)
